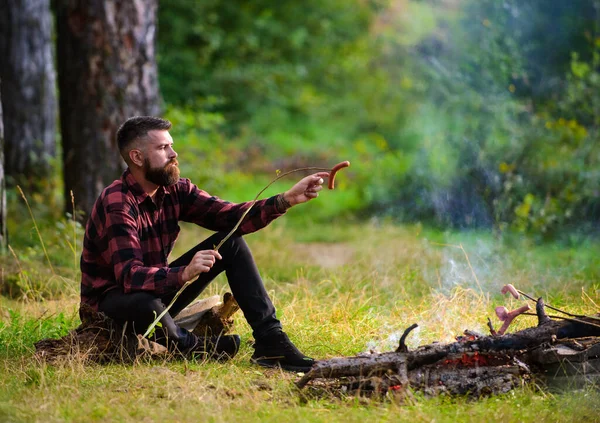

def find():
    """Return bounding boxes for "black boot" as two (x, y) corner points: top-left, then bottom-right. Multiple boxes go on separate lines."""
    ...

(186, 333), (241, 361)
(251, 330), (315, 372)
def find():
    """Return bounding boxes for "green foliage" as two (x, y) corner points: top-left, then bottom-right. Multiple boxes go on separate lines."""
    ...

(356, 0), (600, 238)
(157, 0), (600, 237)
(158, 0), (383, 122)
(157, 0), (420, 223)
(0, 308), (76, 357)
(495, 38), (600, 238)
(2, 192), (82, 299)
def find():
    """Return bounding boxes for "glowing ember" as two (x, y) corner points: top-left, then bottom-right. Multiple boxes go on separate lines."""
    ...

(443, 352), (488, 367)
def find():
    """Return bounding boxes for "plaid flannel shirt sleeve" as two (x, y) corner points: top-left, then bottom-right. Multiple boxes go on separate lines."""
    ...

(105, 202), (185, 296)
(177, 179), (285, 233)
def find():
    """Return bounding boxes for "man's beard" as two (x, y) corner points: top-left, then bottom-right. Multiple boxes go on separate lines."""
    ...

(144, 158), (180, 186)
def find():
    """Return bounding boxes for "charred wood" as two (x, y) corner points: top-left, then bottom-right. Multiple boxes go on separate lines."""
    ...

(396, 323), (418, 353)
(296, 352), (408, 389)
(297, 313), (600, 396)
(536, 297), (552, 326)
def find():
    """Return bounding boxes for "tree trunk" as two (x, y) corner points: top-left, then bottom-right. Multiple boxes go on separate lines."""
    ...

(0, 0), (57, 191)
(0, 81), (7, 251)
(55, 0), (161, 218)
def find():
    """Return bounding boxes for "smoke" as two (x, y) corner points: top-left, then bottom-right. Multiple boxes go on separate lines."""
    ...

(435, 238), (498, 293)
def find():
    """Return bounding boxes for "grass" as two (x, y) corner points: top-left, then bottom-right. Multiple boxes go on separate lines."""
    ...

(1, 220), (600, 422)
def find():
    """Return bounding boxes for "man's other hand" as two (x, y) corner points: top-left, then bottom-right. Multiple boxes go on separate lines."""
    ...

(283, 172), (330, 207)
(181, 249), (222, 282)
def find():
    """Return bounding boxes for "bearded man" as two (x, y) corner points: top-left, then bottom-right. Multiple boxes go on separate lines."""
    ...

(80, 116), (329, 372)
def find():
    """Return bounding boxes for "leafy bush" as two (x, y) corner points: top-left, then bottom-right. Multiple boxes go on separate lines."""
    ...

(156, 0), (600, 238)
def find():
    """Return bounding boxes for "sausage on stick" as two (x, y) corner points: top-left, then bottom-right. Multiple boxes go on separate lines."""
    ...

(328, 161), (350, 189)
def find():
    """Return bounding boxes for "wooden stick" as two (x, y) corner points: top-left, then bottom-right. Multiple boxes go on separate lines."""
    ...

(517, 289), (600, 322)
(521, 312), (600, 330)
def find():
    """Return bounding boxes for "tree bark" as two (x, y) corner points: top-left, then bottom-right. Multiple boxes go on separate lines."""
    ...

(55, 0), (161, 218)
(0, 0), (57, 191)
(0, 81), (7, 251)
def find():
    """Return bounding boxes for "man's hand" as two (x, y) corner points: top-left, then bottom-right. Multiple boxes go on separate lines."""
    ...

(283, 172), (330, 207)
(181, 249), (222, 282)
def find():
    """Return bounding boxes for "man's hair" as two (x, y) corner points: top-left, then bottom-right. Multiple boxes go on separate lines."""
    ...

(116, 116), (172, 163)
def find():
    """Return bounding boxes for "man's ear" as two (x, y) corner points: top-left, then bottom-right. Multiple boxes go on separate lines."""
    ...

(129, 149), (144, 167)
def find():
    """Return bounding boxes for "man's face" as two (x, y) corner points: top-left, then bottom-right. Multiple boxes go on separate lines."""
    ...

(141, 130), (180, 186)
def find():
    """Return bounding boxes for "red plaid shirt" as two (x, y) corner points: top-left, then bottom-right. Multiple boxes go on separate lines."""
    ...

(80, 169), (285, 310)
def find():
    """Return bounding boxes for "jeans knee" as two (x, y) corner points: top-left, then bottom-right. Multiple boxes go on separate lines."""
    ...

(220, 234), (250, 257)
(134, 293), (166, 316)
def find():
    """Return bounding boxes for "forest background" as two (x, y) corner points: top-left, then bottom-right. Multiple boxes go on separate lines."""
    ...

(1, 0), (599, 244)
(1, 1), (600, 422)
(154, 0), (600, 237)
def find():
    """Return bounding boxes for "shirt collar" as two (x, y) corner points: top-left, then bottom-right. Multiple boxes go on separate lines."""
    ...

(122, 168), (167, 206)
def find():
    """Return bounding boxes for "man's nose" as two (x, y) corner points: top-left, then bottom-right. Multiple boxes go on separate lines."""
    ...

(169, 147), (178, 159)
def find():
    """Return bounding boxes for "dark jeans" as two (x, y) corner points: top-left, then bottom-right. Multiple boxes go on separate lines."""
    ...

(98, 232), (282, 349)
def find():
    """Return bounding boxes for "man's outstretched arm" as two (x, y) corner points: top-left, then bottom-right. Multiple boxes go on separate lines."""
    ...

(177, 173), (328, 234)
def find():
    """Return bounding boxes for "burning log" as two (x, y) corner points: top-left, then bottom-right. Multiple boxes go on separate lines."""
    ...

(297, 301), (600, 397)
(408, 356), (528, 396)
(296, 352), (408, 389)
(34, 293), (239, 363)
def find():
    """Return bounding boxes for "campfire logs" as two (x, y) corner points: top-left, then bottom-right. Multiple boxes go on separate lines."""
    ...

(296, 296), (600, 397)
